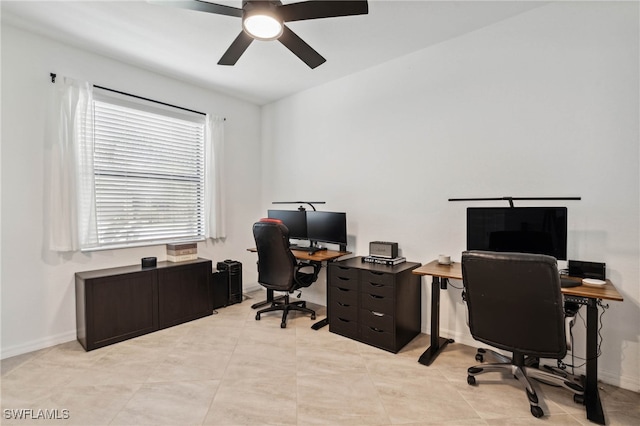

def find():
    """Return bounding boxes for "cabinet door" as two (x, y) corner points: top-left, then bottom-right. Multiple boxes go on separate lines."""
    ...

(88, 271), (157, 350)
(158, 262), (211, 329)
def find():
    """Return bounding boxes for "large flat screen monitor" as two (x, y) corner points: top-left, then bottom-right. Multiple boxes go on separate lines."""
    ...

(267, 209), (307, 240)
(306, 211), (347, 246)
(467, 207), (568, 260)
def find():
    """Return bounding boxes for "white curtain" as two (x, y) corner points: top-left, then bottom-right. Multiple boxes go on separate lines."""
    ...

(204, 115), (226, 239)
(45, 77), (98, 252)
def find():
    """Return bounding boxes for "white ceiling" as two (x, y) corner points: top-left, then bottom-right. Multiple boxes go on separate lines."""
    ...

(1, 0), (547, 105)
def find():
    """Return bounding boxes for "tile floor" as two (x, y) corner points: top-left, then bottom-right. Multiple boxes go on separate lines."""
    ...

(2, 290), (639, 425)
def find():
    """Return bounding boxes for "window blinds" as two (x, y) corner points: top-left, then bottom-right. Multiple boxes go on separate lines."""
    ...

(92, 95), (206, 247)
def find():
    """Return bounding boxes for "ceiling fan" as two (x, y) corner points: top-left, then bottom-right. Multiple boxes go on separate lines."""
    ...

(150, 1), (369, 68)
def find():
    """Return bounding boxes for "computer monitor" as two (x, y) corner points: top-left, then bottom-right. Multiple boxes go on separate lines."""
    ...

(466, 207), (568, 260)
(306, 211), (347, 246)
(267, 209), (307, 240)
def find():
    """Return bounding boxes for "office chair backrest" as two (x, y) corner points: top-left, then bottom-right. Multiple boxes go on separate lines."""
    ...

(461, 250), (567, 359)
(253, 219), (297, 292)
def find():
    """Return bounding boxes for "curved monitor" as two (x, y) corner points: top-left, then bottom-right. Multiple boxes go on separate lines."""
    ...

(467, 207), (568, 260)
(306, 211), (347, 246)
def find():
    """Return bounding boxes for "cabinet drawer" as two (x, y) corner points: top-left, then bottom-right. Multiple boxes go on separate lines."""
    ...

(330, 299), (358, 322)
(360, 270), (394, 286)
(329, 268), (358, 290)
(360, 308), (393, 331)
(360, 324), (394, 351)
(330, 316), (359, 339)
(330, 265), (359, 280)
(360, 291), (394, 314)
(331, 286), (358, 305)
(360, 279), (395, 296)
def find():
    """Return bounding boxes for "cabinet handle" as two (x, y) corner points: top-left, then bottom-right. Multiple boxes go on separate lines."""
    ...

(369, 282), (383, 287)
(338, 277), (350, 281)
(370, 311), (384, 317)
(370, 271), (384, 276)
(338, 302), (350, 307)
(338, 317), (350, 323)
(369, 326), (384, 333)
(369, 294), (383, 299)
(338, 287), (349, 292)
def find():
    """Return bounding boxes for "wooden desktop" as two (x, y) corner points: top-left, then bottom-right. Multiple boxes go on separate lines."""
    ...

(413, 259), (623, 425)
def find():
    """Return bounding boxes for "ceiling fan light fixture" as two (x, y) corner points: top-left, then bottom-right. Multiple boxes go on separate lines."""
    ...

(243, 9), (283, 41)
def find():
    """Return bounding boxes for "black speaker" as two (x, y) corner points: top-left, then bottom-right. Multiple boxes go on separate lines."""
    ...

(568, 260), (606, 280)
(216, 260), (243, 305)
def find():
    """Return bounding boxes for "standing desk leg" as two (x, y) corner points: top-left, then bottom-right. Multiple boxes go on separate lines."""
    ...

(585, 298), (605, 425)
(418, 276), (454, 366)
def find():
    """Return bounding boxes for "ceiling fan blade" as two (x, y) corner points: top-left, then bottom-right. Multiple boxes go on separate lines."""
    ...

(278, 25), (326, 69)
(218, 31), (254, 65)
(148, 0), (243, 18)
(279, 0), (368, 22)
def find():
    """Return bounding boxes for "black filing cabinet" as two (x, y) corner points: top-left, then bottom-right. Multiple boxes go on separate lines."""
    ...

(328, 257), (421, 353)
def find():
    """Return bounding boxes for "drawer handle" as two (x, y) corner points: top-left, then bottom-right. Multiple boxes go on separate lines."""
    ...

(338, 276), (350, 281)
(338, 317), (351, 323)
(369, 282), (384, 287)
(369, 271), (384, 276)
(369, 326), (384, 333)
(369, 294), (384, 299)
(338, 302), (351, 307)
(370, 311), (384, 317)
(338, 287), (349, 292)
(338, 267), (350, 271)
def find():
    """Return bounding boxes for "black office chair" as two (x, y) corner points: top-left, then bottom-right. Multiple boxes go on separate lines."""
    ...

(461, 250), (584, 418)
(252, 219), (320, 328)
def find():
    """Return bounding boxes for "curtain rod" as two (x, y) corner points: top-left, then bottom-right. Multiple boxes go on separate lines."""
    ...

(49, 73), (224, 120)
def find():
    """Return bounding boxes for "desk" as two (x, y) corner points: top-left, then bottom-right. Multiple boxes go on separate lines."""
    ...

(413, 259), (623, 425)
(246, 248), (350, 329)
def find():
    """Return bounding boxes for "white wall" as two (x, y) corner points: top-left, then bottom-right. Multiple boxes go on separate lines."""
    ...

(1, 25), (263, 358)
(261, 2), (639, 391)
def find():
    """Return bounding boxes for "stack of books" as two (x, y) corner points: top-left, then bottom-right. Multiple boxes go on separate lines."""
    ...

(362, 255), (406, 266)
(166, 242), (198, 262)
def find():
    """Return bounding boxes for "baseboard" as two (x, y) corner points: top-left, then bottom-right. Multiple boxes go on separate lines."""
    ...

(1, 330), (77, 360)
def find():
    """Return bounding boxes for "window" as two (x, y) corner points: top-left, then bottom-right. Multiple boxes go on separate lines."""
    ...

(92, 90), (206, 248)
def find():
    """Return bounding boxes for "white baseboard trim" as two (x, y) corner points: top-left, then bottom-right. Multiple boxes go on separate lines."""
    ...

(1, 330), (77, 360)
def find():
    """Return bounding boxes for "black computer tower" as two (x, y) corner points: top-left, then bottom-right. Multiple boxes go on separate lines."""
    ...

(216, 260), (243, 306)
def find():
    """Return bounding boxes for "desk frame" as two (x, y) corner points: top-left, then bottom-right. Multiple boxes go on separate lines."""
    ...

(413, 260), (623, 426)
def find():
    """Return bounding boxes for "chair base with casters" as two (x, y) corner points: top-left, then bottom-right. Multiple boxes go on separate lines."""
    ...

(255, 292), (316, 328)
(467, 349), (585, 418)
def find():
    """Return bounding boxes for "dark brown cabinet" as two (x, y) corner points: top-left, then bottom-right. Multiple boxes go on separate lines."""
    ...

(328, 257), (421, 353)
(75, 259), (212, 351)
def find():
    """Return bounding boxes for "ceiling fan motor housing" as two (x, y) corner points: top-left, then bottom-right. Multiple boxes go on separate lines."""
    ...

(242, 1), (284, 40)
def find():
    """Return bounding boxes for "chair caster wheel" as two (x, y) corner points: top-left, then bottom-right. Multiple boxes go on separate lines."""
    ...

(280, 322), (286, 328)
(530, 406), (544, 418)
(467, 376), (476, 385)
(475, 354), (484, 362)
(574, 394), (585, 405)
(255, 314), (260, 320)
(311, 314), (316, 320)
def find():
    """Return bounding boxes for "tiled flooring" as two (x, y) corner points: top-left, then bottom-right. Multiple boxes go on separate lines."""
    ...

(2, 290), (639, 425)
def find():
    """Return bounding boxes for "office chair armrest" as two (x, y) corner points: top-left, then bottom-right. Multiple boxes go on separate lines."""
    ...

(294, 261), (321, 287)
